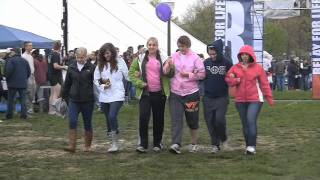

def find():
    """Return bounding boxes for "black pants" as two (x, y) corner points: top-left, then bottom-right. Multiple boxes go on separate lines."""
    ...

(139, 91), (166, 149)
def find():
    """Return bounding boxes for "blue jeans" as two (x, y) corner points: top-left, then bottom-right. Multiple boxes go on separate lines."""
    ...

(130, 85), (136, 99)
(288, 76), (295, 89)
(301, 75), (310, 91)
(6, 88), (27, 119)
(68, 101), (94, 131)
(101, 101), (123, 132)
(276, 74), (285, 91)
(93, 85), (100, 108)
(235, 102), (263, 147)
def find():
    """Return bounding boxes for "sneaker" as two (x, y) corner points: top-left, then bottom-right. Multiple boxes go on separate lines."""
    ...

(169, 144), (181, 154)
(152, 143), (163, 152)
(27, 109), (34, 114)
(136, 146), (147, 153)
(245, 146), (256, 155)
(211, 145), (220, 154)
(221, 140), (232, 151)
(152, 147), (161, 152)
(48, 111), (56, 115)
(189, 144), (198, 153)
(108, 144), (119, 153)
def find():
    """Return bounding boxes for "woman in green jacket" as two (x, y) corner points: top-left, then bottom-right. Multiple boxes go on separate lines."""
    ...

(129, 37), (171, 153)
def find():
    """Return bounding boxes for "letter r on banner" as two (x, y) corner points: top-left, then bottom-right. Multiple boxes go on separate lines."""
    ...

(226, 1), (245, 64)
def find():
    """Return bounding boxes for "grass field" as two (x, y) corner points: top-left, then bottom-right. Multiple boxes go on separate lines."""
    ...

(0, 91), (319, 180)
(272, 90), (313, 100)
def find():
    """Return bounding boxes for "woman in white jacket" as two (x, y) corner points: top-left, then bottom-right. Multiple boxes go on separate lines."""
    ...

(94, 43), (128, 152)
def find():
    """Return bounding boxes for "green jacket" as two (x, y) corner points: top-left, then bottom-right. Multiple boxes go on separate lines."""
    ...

(129, 53), (171, 99)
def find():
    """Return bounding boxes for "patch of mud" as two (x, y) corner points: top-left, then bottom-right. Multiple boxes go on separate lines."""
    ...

(0, 149), (67, 158)
(0, 136), (54, 146)
(0, 123), (32, 128)
(63, 167), (81, 172)
(258, 135), (278, 151)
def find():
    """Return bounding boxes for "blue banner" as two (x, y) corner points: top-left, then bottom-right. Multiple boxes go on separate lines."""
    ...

(311, 0), (320, 75)
(215, 0), (263, 64)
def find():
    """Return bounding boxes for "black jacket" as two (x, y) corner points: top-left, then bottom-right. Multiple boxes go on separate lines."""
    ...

(5, 55), (31, 89)
(287, 61), (298, 77)
(62, 61), (95, 102)
(204, 39), (233, 98)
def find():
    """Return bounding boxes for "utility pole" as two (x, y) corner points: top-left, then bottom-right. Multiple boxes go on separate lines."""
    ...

(167, 20), (171, 56)
(163, 1), (174, 56)
(62, 0), (68, 56)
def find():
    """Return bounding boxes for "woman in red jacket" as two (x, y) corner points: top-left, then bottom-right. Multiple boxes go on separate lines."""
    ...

(225, 45), (273, 155)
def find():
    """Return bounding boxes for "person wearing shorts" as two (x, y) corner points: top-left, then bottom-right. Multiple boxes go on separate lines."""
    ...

(163, 36), (205, 154)
(48, 41), (67, 115)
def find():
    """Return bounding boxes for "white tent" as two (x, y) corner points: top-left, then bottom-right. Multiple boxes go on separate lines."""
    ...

(0, 0), (207, 56)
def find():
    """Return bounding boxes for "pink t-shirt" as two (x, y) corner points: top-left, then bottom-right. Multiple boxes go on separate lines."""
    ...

(146, 56), (161, 92)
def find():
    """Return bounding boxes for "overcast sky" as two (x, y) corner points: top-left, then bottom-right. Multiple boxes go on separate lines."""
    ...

(0, 0), (208, 55)
(171, 0), (199, 18)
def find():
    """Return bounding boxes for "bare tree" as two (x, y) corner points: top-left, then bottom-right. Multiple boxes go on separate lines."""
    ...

(150, 0), (161, 7)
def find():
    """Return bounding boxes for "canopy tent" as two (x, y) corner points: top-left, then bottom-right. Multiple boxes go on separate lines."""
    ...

(0, 24), (54, 49)
(0, 0), (207, 56)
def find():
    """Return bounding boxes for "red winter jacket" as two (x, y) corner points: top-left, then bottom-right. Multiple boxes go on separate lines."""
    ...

(225, 45), (273, 105)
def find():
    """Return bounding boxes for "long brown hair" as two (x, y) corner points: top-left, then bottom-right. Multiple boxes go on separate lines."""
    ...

(98, 43), (118, 73)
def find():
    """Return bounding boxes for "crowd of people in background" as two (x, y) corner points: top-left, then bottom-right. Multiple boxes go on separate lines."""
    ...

(268, 54), (312, 92)
(8, 33), (320, 155)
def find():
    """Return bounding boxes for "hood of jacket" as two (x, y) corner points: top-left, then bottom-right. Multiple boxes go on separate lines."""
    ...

(207, 39), (223, 62)
(237, 45), (257, 64)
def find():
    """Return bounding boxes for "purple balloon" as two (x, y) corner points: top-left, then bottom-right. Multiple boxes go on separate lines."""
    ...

(155, 3), (172, 22)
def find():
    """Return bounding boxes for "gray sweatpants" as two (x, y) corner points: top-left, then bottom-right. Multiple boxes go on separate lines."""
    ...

(26, 75), (36, 112)
(203, 96), (229, 146)
(169, 92), (200, 145)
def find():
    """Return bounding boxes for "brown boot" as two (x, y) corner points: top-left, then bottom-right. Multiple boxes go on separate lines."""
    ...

(64, 129), (77, 153)
(84, 131), (93, 152)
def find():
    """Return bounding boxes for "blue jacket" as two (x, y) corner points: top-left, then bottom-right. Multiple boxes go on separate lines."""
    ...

(5, 55), (31, 89)
(204, 39), (232, 98)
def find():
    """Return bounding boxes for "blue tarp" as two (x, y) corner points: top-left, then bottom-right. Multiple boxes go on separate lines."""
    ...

(0, 24), (54, 49)
(0, 103), (21, 113)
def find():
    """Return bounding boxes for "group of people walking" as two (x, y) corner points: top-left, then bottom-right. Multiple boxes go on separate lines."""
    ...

(61, 35), (273, 155)
(4, 35), (273, 155)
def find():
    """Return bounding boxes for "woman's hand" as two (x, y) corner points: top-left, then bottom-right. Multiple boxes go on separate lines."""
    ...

(230, 73), (240, 83)
(166, 57), (173, 67)
(134, 71), (140, 78)
(102, 79), (111, 89)
(180, 71), (189, 78)
(104, 83), (111, 89)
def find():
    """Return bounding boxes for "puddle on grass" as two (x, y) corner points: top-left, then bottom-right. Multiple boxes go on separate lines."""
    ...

(0, 123), (32, 128)
(0, 136), (53, 146)
(63, 167), (81, 173)
(0, 127), (317, 158)
(0, 149), (68, 158)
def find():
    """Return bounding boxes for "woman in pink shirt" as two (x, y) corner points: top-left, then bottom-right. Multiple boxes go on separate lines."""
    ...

(129, 37), (170, 153)
(163, 36), (205, 154)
